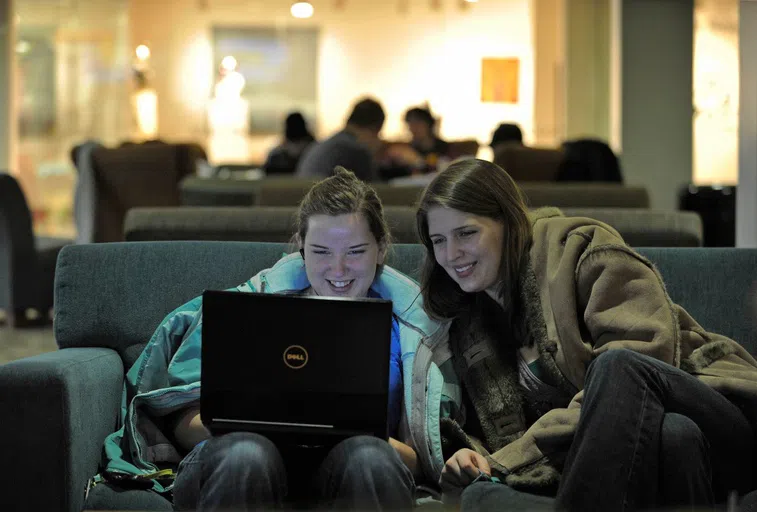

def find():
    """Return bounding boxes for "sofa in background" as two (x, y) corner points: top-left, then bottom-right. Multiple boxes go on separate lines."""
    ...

(180, 176), (261, 207)
(124, 206), (701, 248)
(0, 242), (755, 511)
(125, 206), (421, 244)
(493, 145), (564, 182)
(520, 183), (648, 208)
(0, 173), (72, 327)
(181, 175), (650, 210)
(71, 140), (206, 243)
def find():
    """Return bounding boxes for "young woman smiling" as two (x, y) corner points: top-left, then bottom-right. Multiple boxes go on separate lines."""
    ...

(93, 168), (449, 510)
(415, 158), (757, 511)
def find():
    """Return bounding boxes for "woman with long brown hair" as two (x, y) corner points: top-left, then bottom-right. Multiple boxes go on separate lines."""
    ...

(416, 158), (757, 510)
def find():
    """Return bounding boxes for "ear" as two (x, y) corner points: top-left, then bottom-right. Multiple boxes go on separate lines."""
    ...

(296, 234), (305, 260)
(377, 242), (387, 265)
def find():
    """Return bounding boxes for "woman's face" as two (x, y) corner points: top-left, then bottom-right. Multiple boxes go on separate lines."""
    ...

(426, 206), (505, 295)
(301, 213), (385, 298)
(407, 118), (431, 141)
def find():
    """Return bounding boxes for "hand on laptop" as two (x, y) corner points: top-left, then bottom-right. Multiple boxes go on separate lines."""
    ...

(439, 448), (491, 491)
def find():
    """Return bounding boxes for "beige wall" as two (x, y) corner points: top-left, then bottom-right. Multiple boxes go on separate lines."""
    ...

(565, 0), (611, 142)
(129, 0), (534, 162)
(532, 0), (566, 146)
(532, 0), (614, 147)
(621, 0), (693, 210)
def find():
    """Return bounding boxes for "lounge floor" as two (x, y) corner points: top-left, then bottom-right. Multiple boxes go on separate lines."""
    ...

(0, 324), (57, 365)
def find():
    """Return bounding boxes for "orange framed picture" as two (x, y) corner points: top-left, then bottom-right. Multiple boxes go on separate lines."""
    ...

(481, 57), (520, 104)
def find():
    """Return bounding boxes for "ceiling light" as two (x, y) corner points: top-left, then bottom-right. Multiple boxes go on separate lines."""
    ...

(291, 2), (314, 19)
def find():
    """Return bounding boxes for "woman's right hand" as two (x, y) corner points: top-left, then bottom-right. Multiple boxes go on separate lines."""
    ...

(439, 448), (492, 492)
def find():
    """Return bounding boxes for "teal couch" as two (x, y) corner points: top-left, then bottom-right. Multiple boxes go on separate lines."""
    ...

(1, 242), (756, 511)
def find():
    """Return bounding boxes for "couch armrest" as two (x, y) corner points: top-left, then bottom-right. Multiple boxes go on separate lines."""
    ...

(0, 348), (124, 512)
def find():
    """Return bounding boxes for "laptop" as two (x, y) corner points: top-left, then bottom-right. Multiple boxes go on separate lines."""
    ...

(200, 289), (393, 446)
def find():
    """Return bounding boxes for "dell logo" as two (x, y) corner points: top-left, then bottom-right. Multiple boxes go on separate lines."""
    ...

(283, 345), (308, 369)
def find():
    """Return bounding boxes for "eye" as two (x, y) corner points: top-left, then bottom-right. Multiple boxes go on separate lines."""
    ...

(312, 250), (329, 255)
(431, 237), (444, 246)
(347, 249), (366, 255)
(459, 230), (476, 238)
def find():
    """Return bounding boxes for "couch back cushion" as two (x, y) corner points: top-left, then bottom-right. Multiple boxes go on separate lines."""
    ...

(124, 206), (420, 244)
(124, 206), (701, 248)
(562, 208), (703, 247)
(637, 248), (757, 356)
(54, 242), (425, 368)
(90, 143), (198, 242)
(0, 173), (36, 307)
(520, 183), (650, 208)
(179, 176), (260, 207)
(494, 145), (564, 182)
(54, 242), (757, 368)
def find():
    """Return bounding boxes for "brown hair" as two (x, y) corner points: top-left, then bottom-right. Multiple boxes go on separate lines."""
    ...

(295, 166), (391, 251)
(416, 159), (532, 320)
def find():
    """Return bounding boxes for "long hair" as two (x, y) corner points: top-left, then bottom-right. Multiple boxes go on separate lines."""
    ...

(416, 159), (532, 320)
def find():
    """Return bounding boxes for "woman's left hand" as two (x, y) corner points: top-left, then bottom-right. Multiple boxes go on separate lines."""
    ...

(389, 437), (420, 478)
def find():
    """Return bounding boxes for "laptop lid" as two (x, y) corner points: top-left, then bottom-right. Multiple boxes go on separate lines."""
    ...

(201, 290), (393, 443)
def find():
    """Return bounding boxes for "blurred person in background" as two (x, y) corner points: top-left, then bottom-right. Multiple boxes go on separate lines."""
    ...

(296, 98), (385, 182)
(263, 112), (316, 175)
(405, 106), (449, 163)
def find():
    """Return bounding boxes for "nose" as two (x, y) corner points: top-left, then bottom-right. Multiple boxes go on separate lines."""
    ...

(446, 238), (462, 263)
(331, 254), (347, 276)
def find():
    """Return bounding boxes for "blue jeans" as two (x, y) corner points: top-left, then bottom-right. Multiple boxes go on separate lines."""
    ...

(462, 350), (754, 511)
(172, 433), (414, 511)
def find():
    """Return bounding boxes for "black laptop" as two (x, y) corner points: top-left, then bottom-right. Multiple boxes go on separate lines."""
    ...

(201, 290), (393, 446)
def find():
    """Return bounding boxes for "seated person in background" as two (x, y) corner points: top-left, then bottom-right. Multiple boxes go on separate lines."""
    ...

(489, 122), (523, 168)
(263, 112), (316, 175)
(489, 122), (524, 151)
(92, 168), (445, 510)
(296, 98), (385, 182)
(376, 107), (450, 180)
(417, 158), (757, 511)
(405, 106), (449, 163)
(557, 137), (623, 183)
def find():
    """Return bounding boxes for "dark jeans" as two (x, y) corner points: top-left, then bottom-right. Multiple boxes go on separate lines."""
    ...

(557, 349), (754, 511)
(462, 350), (754, 512)
(172, 433), (414, 511)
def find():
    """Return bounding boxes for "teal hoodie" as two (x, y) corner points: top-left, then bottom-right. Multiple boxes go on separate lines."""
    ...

(98, 252), (456, 492)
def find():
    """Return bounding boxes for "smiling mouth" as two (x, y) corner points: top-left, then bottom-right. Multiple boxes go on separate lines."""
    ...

(454, 262), (476, 274)
(327, 279), (354, 289)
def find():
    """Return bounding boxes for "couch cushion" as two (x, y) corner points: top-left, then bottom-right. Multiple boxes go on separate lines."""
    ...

(54, 242), (425, 369)
(84, 481), (173, 511)
(563, 208), (702, 247)
(520, 183), (649, 208)
(637, 248), (757, 356)
(494, 145), (564, 182)
(124, 206), (420, 244)
(55, 242), (757, 368)
(124, 207), (297, 243)
(124, 206), (699, 248)
(180, 176), (260, 207)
